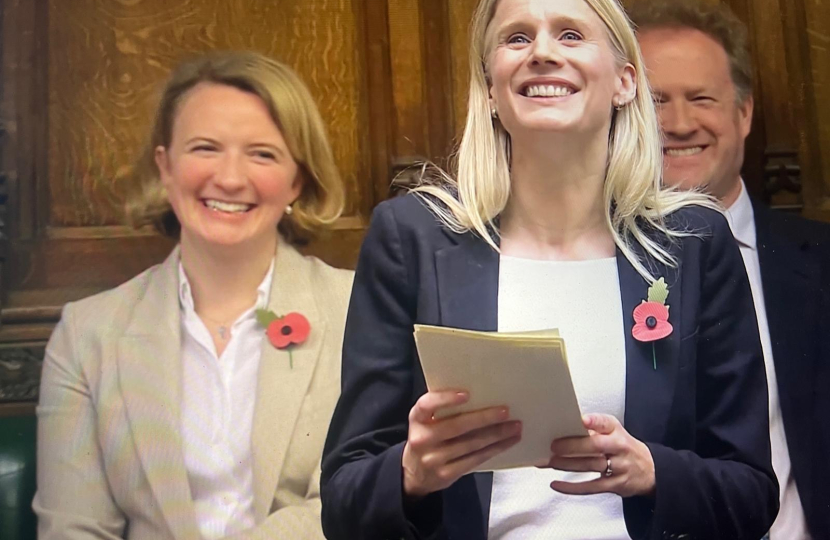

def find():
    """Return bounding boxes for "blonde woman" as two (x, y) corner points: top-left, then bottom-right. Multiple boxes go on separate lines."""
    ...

(321, 0), (777, 538)
(34, 51), (352, 540)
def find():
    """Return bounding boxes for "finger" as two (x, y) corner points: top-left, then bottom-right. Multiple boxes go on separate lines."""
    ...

(551, 435), (603, 457)
(434, 420), (522, 464)
(430, 405), (511, 441)
(440, 434), (522, 480)
(551, 477), (614, 496)
(582, 413), (619, 435)
(410, 390), (469, 423)
(546, 455), (608, 474)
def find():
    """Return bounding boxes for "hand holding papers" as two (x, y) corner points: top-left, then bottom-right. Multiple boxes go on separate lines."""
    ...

(413, 325), (587, 471)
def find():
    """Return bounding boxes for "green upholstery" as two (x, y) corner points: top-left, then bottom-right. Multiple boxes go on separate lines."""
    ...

(0, 414), (37, 540)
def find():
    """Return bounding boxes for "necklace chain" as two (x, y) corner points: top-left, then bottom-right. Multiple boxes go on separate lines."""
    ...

(199, 313), (236, 341)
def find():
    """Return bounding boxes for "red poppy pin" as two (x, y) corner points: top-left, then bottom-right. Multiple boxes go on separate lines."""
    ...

(256, 310), (310, 369)
(632, 277), (673, 370)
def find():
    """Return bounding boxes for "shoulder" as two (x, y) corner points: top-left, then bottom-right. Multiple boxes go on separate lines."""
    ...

(369, 193), (465, 250)
(754, 202), (830, 253)
(60, 258), (171, 334)
(305, 254), (354, 304)
(663, 203), (730, 238)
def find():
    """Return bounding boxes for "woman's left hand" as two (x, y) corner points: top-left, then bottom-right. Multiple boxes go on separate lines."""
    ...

(546, 413), (656, 498)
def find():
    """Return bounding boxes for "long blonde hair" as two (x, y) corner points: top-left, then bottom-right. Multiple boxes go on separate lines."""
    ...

(126, 51), (344, 246)
(414, 0), (718, 281)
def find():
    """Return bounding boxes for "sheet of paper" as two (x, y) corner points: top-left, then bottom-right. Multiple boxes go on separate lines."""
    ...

(413, 324), (587, 471)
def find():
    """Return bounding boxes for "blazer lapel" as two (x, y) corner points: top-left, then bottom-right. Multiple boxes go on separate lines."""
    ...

(116, 248), (201, 540)
(434, 231), (499, 537)
(618, 247), (683, 444)
(251, 240), (325, 520)
(434, 231), (500, 332)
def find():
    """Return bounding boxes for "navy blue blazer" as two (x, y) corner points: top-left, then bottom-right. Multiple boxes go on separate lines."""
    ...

(753, 201), (830, 538)
(321, 194), (778, 540)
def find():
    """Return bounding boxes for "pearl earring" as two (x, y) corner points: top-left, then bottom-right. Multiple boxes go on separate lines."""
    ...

(285, 205), (293, 215)
(491, 107), (499, 119)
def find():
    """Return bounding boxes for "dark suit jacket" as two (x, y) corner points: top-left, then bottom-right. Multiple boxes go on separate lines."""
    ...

(322, 194), (778, 540)
(753, 201), (830, 538)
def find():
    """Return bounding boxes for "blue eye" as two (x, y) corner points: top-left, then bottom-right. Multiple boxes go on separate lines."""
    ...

(507, 33), (531, 45)
(561, 31), (582, 41)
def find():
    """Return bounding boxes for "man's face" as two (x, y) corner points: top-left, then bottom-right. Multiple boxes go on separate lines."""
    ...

(639, 27), (752, 206)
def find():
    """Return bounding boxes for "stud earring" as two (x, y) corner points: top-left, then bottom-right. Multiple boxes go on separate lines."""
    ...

(614, 100), (626, 111)
(491, 107), (499, 119)
(285, 204), (293, 215)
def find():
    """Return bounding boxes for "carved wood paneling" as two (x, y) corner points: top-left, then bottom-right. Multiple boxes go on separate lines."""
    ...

(0, 0), (397, 363)
(448, 0), (478, 139)
(800, 0), (830, 220)
(47, 0), (368, 227)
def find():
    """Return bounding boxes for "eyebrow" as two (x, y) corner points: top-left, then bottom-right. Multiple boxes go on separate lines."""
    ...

(497, 13), (590, 34)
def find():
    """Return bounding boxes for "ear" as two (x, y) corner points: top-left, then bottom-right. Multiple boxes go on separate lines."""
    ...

(614, 63), (637, 106)
(154, 146), (172, 186)
(736, 95), (753, 139)
(289, 166), (306, 205)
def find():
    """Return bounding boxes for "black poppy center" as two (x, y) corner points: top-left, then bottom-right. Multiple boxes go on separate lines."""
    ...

(281, 325), (293, 336)
(646, 316), (658, 329)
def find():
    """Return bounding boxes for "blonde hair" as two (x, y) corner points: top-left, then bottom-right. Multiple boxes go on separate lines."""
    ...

(414, 0), (718, 281)
(126, 51), (344, 246)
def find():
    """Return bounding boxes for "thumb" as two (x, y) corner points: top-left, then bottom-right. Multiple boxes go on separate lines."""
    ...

(583, 413), (617, 435)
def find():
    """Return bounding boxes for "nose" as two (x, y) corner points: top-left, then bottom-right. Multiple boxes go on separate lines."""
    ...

(659, 100), (698, 140)
(529, 33), (563, 67)
(214, 152), (246, 191)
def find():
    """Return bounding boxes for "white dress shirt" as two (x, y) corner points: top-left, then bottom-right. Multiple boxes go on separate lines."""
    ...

(178, 260), (274, 540)
(725, 182), (811, 540)
(489, 256), (629, 539)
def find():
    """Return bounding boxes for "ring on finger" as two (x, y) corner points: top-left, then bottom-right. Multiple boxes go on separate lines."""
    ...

(604, 456), (613, 477)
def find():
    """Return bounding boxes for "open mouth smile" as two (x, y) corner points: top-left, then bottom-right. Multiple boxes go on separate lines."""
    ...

(664, 146), (706, 157)
(202, 199), (255, 214)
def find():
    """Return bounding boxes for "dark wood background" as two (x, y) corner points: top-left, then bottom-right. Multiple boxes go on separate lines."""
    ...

(1, 0), (828, 411)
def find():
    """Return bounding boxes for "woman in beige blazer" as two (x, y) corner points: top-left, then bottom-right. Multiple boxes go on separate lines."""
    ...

(34, 51), (353, 540)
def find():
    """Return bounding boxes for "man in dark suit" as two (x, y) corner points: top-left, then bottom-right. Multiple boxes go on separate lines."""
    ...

(632, 2), (830, 538)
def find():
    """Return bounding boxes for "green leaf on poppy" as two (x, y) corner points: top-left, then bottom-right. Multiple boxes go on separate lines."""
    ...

(256, 309), (278, 328)
(647, 277), (669, 304)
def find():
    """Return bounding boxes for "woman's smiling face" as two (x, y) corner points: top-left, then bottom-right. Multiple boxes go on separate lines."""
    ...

(155, 82), (302, 251)
(486, 0), (634, 139)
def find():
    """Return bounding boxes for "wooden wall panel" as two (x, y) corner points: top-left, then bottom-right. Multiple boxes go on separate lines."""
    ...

(448, 0), (478, 139)
(0, 0), (389, 343)
(47, 0), (367, 228)
(801, 0), (830, 220)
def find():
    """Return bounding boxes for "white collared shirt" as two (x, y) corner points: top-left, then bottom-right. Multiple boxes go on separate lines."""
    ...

(178, 260), (274, 540)
(725, 181), (811, 540)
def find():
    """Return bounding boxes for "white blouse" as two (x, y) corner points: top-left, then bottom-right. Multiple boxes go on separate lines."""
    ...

(178, 260), (273, 540)
(489, 255), (629, 540)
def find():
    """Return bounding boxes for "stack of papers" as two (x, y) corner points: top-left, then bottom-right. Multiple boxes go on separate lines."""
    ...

(414, 324), (586, 471)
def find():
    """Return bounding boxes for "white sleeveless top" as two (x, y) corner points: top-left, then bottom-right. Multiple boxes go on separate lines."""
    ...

(488, 256), (630, 540)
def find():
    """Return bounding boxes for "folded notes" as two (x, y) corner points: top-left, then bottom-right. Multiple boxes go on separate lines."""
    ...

(414, 324), (587, 471)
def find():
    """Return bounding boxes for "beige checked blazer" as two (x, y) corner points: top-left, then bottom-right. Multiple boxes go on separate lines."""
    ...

(34, 240), (353, 540)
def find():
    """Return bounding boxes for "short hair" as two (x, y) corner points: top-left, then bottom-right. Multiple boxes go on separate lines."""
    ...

(126, 51), (344, 246)
(629, 0), (753, 103)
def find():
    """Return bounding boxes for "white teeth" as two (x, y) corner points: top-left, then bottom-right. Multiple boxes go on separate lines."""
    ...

(665, 147), (704, 157)
(204, 200), (252, 213)
(525, 85), (574, 98)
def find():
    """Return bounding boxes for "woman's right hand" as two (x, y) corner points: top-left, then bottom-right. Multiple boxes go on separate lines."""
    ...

(401, 390), (522, 498)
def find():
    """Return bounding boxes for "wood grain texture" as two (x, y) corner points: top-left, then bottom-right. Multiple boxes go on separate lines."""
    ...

(388, 0), (428, 158)
(47, 0), (366, 226)
(448, 0), (477, 140)
(802, 0), (830, 218)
